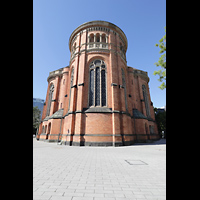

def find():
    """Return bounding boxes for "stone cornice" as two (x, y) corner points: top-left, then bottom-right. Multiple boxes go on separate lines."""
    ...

(47, 66), (69, 82)
(128, 68), (150, 83)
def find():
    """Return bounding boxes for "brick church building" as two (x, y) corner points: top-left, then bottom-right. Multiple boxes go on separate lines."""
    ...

(37, 20), (159, 146)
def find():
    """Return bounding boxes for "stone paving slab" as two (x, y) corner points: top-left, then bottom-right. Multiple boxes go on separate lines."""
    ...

(33, 139), (166, 200)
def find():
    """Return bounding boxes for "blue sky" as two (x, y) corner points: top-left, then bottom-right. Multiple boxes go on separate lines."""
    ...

(33, 0), (166, 108)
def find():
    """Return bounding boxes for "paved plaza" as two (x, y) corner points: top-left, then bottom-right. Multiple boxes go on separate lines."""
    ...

(33, 138), (166, 200)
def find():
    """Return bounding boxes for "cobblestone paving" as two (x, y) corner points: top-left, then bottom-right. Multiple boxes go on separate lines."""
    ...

(33, 139), (166, 200)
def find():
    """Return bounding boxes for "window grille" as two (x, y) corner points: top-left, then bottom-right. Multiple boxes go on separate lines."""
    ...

(101, 70), (106, 106)
(89, 69), (94, 106)
(89, 59), (107, 107)
(95, 67), (100, 106)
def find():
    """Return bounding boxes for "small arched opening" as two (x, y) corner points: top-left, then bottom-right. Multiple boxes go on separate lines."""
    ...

(90, 34), (94, 42)
(46, 122), (51, 140)
(102, 34), (106, 43)
(96, 33), (100, 42)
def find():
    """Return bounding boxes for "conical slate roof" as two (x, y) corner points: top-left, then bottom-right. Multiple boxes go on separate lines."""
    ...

(43, 109), (64, 121)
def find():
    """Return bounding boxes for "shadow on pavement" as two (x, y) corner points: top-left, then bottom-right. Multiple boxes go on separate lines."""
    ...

(133, 138), (166, 146)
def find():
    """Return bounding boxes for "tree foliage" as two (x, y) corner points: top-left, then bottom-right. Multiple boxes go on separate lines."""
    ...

(154, 27), (166, 90)
(33, 106), (41, 134)
(154, 107), (166, 137)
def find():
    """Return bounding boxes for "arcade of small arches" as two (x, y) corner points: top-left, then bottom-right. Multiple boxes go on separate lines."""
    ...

(88, 33), (108, 43)
(71, 32), (126, 54)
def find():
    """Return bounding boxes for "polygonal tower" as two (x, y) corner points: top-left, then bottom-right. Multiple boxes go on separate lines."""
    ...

(37, 20), (159, 146)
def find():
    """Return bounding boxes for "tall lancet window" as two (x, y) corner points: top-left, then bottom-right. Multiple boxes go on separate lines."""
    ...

(121, 68), (128, 112)
(68, 68), (74, 111)
(46, 84), (54, 116)
(89, 59), (107, 107)
(142, 84), (151, 118)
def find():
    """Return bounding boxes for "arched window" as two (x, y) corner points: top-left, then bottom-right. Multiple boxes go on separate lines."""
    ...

(145, 123), (148, 134)
(102, 34), (106, 43)
(46, 84), (54, 116)
(89, 59), (107, 107)
(71, 42), (76, 52)
(89, 34), (94, 43)
(46, 122), (51, 139)
(142, 84), (151, 118)
(120, 43), (126, 59)
(121, 68), (128, 112)
(68, 68), (74, 111)
(96, 33), (100, 42)
(120, 43), (123, 51)
(149, 125), (154, 134)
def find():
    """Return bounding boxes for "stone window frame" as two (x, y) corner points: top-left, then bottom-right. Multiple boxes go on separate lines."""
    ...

(68, 67), (74, 112)
(142, 84), (151, 118)
(149, 125), (154, 134)
(46, 83), (54, 116)
(88, 59), (107, 108)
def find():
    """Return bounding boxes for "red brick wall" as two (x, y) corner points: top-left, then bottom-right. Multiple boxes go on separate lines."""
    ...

(38, 21), (159, 144)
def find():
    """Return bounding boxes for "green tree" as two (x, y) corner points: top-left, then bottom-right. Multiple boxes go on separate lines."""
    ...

(154, 27), (166, 90)
(154, 107), (166, 138)
(33, 106), (41, 135)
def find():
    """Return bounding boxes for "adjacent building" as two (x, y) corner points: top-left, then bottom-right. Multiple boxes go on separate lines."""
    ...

(33, 98), (45, 119)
